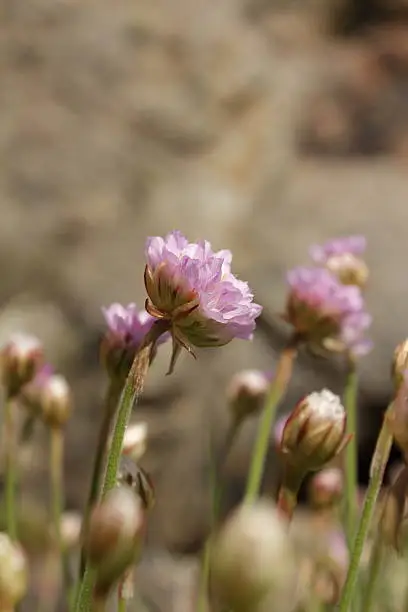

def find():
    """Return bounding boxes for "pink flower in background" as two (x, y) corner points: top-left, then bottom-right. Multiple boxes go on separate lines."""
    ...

(102, 303), (155, 348)
(285, 266), (371, 356)
(309, 236), (366, 265)
(144, 231), (262, 350)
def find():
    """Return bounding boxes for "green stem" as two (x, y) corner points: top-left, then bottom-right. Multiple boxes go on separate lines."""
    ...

(338, 404), (393, 612)
(79, 380), (122, 577)
(117, 598), (127, 612)
(75, 321), (168, 612)
(343, 360), (358, 548)
(197, 420), (241, 612)
(361, 536), (383, 612)
(244, 336), (298, 504)
(4, 396), (17, 540)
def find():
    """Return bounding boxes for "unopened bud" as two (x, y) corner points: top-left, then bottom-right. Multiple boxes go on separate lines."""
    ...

(60, 512), (82, 550)
(122, 422), (148, 462)
(281, 390), (349, 480)
(83, 486), (145, 596)
(0, 533), (28, 609)
(118, 457), (155, 511)
(0, 333), (43, 397)
(308, 468), (343, 509)
(226, 370), (269, 423)
(209, 500), (298, 612)
(326, 254), (369, 289)
(40, 374), (72, 428)
(379, 465), (408, 552)
(387, 377), (408, 458)
(391, 339), (408, 390)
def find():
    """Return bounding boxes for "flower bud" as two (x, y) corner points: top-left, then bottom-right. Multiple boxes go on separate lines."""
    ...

(83, 486), (145, 596)
(226, 370), (269, 424)
(379, 465), (408, 552)
(391, 339), (408, 390)
(122, 422), (148, 462)
(0, 333), (43, 397)
(326, 254), (369, 289)
(60, 511), (82, 550)
(39, 374), (72, 428)
(118, 457), (155, 511)
(209, 500), (298, 612)
(387, 376), (408, 458)
(281, 390), (349, 479)
(0, 533), (28, 609)
(308, 468), (343, 509)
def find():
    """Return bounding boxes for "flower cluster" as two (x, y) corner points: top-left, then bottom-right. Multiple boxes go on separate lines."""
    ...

(284, 236), (371, 357)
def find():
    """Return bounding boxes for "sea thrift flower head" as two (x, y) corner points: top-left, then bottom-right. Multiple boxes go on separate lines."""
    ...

(281, 389), (349, 479)
(0, 533), (28, 609)
(308, 467), (343, 509)
(226, 369), (270, 424)
(144, 231), (262, 372)
(122, 422), (148, 462)
(310, 236), (366, 265)
(20, 364), (54, 418)
(285, 266), (371, 357)
(83, 486), (145, 597)
(101, 303), (163, 382)
(209, 500), (298, 612)
(391, 339), (408, 390)
(0, 333), (44, 397)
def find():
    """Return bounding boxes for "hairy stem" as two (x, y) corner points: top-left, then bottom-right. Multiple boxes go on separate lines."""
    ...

(338, 404), (393, 612)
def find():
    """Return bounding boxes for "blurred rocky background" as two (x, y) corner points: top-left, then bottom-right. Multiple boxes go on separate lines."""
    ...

(1, 0), (408, 609)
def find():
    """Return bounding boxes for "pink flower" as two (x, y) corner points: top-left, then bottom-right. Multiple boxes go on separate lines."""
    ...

(144, 231), (262, 351)
(309, 236), (366, 265)
(285, 266), (371, 356)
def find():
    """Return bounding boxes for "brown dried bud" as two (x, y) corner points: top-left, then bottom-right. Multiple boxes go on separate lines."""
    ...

(308, 468), (344, 509)
(387, 378), (408, 458)
(326, 254), (369, 289)
(40, 374), (72, 428)
(226, 370), (269, 423)
(281, 390), (349, 479)
(379, 465), (408, 552)
(209, 500), (298, 612)
(391, 339), (408, 390)
(0, 533), (28, 609)
(122, 422), (148, 462)
(0, 333), (43, 397)
(83, 486), (145, 596)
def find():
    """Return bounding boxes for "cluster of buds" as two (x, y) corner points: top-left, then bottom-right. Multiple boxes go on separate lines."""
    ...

(82, 486), (145, 598)
(209, 501), (298, 612)
(0, 533), (28, 611)
(279, 389), (349, 490)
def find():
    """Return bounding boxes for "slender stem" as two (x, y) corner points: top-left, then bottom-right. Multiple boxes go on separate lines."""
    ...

(343, 359), (359, 548)
(79, 380), (122, 577)
(361, 536), (383, 612)
(118, 598), (127, 612)
(197, 420), (241, 612)
(75, 321), (168, 612)
(244, 336), (298, 504)
(338, 405), (393, 612)
(4, 396), (17, 539)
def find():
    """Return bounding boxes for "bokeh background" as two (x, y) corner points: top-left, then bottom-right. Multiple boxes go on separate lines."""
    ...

(1, 0), (408, 609)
